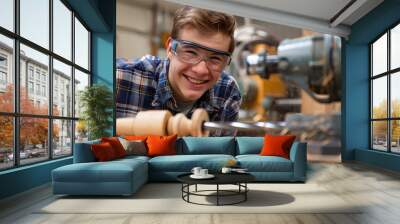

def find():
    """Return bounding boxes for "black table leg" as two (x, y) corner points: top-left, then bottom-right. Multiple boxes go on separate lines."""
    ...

(217, 184), (219, 206)
(245, 183), (247, 201)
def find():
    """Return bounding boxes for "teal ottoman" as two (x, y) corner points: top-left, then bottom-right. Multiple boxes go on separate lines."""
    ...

(52, 157), (148, 196)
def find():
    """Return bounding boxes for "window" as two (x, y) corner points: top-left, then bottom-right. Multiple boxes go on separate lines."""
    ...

(35, 70), (40, 81)
(53, 59), (72, 117)
(36, 83), (40, 95)
(0, 54), (7, 87)
(42, 85), (46, 97)
(370, 23), (400, 154)
(28, 67), (34, 80)
(0, 54), (7, 67)
(0, 70), (7, 87)
(28, 81), (34, 94)
(53, 0), (72, 60)
(0, 0), (91, 170)
(20, 0), (49, 49)
(0, 0), (14, 32)
(0, 35), (13, 113)
(75, 17), (89, 70)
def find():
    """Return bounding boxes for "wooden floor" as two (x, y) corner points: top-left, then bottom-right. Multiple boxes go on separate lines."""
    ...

(1, 161), (400, 224)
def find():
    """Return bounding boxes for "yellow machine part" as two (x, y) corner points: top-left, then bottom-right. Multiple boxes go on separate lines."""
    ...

(246, 74), (287, 120)
(242, 43), (287, 121)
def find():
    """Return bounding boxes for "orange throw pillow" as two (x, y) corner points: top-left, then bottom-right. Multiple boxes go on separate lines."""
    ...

(260, 135), (296, 159)
(101, 137), (126, 158)
(91, 142), (117, 161)
(146, 134), (177, 157)
(124, 135), (147, 141)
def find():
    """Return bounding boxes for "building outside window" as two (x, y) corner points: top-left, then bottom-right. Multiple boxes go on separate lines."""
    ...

(35, 70), (40, 81)
(370, 23), (400, 154)
(41, 73), (46, 83)
(28, 66), (34, 80)
(0, 0), (91, 170)
(0, 71), (7, 92)
(0, 71), (6, 84)
(35, 83), (40, 95)
(0, 54), (7, 90)
(28, 81), (34, 94)
(41, 85), (46, 97)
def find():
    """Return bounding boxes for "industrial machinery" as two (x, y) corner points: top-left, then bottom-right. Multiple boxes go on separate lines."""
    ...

(231, 25), (341, 122)
(245, 34), (341, 104)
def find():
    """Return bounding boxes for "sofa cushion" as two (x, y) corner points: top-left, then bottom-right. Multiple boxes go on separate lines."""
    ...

(52, 159), (146, 183)
(73, 140), (100, 163)
(91, 142), (118, 161)
(148, 154), (235, 172)
(147, 134), (177, 157)
(236, 137), (263, 155)
(178, 137), (235, 155)
(101, 137), (127, 158)
(52, 158), (148, 195)
(260, 135), (296, 159)
(119, 138), (147, 156)
(124, 135), (147, 141)
(236, 155), (293, 172)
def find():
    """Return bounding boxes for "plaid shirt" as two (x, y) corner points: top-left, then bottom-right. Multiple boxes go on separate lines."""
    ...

(116, 55), (242, 136)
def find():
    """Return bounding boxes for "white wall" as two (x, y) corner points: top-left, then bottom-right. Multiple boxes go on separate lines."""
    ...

(116, 0), (153, 60)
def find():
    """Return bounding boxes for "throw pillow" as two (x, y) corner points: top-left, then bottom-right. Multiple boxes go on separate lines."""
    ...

(146, 134), (177, 157)
(91, 142), (117, 161)
(124, 135), (147, 141)
(101, 137), (127, 158)
(260, 134), (296, 159)
(119, 138), (147, 156)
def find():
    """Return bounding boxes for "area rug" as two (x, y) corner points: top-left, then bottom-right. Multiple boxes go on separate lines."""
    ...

(37, 183), (361, 214)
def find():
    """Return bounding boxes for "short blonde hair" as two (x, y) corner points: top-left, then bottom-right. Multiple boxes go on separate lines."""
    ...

(171, 6), (236, 53)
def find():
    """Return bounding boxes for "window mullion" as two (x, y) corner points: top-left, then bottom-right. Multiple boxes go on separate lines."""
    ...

(49, 0), (54, 160)
(71, 11), (76, 153)
(13, 0), (20, 166)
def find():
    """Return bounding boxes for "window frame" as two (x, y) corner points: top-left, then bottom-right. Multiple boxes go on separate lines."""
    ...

(370, 20), (400, 154)
(0, 0), (92, 171)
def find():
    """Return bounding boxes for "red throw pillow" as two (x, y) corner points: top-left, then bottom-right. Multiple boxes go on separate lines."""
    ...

(146, 134), (177, 157)
(124, 135), (148, 141)
(260, 135), (296, 159)
(91, 142), (117, 161)
(101, 137), (126, 158)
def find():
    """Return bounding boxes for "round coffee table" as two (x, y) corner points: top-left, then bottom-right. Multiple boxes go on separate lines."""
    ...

(177, 172), (255, 206)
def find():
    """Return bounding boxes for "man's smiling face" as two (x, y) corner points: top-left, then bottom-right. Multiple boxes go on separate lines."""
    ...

(166, 26), (231, 102)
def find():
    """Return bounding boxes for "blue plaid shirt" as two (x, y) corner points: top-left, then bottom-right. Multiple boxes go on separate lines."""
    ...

(116, 55), (242, 136)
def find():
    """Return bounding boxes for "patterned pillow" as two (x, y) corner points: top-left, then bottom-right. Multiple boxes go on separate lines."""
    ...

(119, 138), (147, 156)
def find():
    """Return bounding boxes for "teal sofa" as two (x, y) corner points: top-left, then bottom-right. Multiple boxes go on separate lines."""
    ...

(52, 137), (307, 196)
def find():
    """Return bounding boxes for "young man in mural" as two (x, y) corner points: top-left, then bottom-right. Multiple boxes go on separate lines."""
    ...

(116, 6), (241, 136)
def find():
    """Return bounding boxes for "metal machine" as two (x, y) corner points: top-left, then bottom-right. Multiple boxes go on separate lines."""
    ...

(245, 34), (341, 103)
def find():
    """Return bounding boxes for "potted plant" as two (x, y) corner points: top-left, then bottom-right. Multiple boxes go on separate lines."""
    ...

(79, 84), (113, 140)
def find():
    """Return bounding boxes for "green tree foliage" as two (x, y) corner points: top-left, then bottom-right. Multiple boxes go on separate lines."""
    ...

(79, 84), (113, 140)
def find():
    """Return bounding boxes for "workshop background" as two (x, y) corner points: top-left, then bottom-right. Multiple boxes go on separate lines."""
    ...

(116, 0), (342, 162)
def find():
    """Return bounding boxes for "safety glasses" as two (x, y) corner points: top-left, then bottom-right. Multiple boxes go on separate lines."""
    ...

(170, 39), (231, 72)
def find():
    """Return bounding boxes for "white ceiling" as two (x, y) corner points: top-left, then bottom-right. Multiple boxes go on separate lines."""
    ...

(229, 0), (352, 22)
(164, 0), (384, 38)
